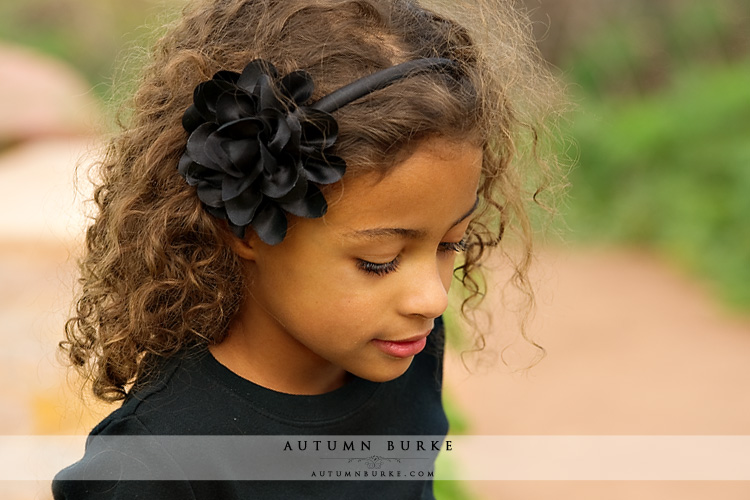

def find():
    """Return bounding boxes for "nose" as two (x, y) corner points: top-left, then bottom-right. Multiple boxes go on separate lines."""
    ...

(399, 260), (450, 319)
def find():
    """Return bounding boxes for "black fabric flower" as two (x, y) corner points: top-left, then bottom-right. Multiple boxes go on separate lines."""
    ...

(177, 59), (346, 244)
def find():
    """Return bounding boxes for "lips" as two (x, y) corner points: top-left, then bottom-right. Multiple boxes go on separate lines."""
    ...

(372, 327), (432, 358)
(394, 331), (432, 343)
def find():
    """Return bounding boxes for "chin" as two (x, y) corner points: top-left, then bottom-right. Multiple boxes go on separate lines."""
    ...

(353, 357), (414, 383)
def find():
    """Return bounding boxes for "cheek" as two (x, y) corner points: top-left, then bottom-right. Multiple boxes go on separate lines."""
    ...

(273, 267), (375, 326)
(309, 280), (390, 339)
(253, 259), (327, 320)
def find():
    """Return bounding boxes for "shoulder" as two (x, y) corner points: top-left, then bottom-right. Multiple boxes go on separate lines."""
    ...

(59, 348), (220, 441)
(52, 413), (197, 499)
(87, 353), (186, 436)
(51, 354), (202, 499)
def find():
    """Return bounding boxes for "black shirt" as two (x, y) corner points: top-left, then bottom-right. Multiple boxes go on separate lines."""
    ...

(53, 320), (448, 499)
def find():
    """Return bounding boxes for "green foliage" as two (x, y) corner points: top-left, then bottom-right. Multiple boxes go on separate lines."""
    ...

(444, 390), (470, 435)
(561, 0), (749, 97)
(0, 0), (176, 98)
(433, 471), (473, 500)
(434, 391), (474, 499)
(552, 0), (750, 311)
(563, 61), (750, 309)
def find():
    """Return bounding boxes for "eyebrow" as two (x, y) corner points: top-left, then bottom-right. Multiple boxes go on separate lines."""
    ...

(345, 196), (479, 241)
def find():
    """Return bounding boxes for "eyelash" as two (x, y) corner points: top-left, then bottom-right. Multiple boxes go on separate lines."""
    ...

(439, 239), (468, 254)
(357, 259), (400, 276)
(356, 239), (467, 277)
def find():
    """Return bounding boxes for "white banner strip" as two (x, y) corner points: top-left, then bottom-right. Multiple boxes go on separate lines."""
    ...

(3, 435), (750, 481)
(1, 435), (86, 482)
(439, 436), (750, 480)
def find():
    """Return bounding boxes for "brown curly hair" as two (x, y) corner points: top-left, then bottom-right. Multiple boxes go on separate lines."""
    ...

(62, 0), (563, 402)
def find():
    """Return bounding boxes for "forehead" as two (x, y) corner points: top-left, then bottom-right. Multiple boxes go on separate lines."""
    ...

(322, 138), (483, 234)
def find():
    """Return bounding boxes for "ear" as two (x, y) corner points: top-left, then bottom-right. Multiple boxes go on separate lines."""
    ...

(227, 230), (259, 261)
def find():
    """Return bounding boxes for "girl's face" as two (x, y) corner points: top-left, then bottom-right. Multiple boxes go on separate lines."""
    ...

(226, 137), (482, 391)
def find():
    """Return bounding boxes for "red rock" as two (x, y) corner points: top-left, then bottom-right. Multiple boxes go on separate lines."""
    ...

(0, 43), (101, 142)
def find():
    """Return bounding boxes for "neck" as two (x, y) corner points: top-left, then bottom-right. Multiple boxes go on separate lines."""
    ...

(209, 299), (349, 395)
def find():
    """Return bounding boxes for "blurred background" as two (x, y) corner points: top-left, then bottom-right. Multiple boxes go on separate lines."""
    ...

(0, 0), (748, 499)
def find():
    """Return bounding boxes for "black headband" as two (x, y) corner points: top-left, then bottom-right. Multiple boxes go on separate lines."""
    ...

(311, 58), (456, 113)
(177, 57), (457, 245)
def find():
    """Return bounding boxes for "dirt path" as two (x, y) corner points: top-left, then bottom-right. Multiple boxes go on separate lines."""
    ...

(445, 248), (750, 499)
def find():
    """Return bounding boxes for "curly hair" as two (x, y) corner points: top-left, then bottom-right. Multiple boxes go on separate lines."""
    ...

(61, 0), (563, 402)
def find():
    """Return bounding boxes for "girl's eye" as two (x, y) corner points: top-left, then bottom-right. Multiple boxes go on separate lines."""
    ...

(357, 257), (400, 276)
(438, 239), (467, 254)
(356, 239), (465, 276)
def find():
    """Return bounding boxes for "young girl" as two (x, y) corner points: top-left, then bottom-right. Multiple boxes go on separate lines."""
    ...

(54, 0), (558, 498)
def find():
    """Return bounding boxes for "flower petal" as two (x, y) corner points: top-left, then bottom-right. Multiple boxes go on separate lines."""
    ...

(279, 70), (314, 105)
(274, 174), (307, 203)
(215, 119), (264, 178)
(196, 181), (224, 208)
(278, 182), (328, 218)
(257, 74), (283, 112)
(238, 60), (277, 94)
(177, 154), (197, 182)
(179, 157), (224, 186)
(251, 202), (288, 245)
(284, 114), (302, 152)
(302, 154), (347, 184)
(193, 78), (237, 122)
(186, 123), (224, 171)
(299, 108), (339, 149)
(258, 109), (293, 153)
(224, 188), (263, 227)
(182, 104), (204, 133)
(204, 205), (226, 220)
(212, 70), (240, 84)
(222, 138), (261, 178)
(220, 149), (263, 200)
(205, 133), (235, 173)
(258, 143), (299, 198)
(217, 117), (263, 139)
(216, 92), (258, 124)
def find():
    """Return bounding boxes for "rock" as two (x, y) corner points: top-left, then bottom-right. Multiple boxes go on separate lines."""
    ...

(0, 43), (101, 142)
